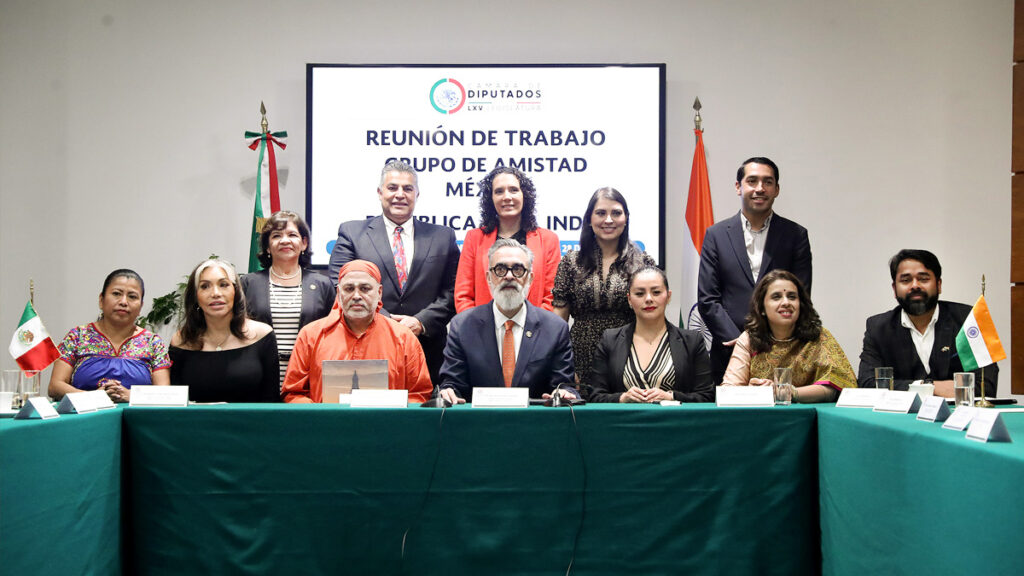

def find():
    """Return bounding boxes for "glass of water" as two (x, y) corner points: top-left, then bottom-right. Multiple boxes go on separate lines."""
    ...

(19, 371), (40, 408)
(874, 367), (893, 391)
(1, 370), (19, 410)
(773, 367), (793, 406)
(953, 372), (975, 407)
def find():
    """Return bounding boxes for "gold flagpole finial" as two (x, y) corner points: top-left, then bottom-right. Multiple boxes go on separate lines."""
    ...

(30, 278), (35, 306)
(693, 97), (703, 131)
(260, 101), (269, 134)
(982, 274), (986, 297)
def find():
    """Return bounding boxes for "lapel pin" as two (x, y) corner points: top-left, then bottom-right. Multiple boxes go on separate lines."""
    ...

(310, 284), (317, 290)
(941, 346), (949, 352)
(526, 331), (533, 338)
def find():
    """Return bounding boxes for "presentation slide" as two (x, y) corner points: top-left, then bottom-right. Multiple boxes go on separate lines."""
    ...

(307, 64), (665, 266)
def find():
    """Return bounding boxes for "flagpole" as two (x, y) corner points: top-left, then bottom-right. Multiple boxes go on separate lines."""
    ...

(976, 274), (993, 407)
(30, 279), (34, 307)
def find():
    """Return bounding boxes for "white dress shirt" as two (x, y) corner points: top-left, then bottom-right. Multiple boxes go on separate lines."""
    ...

(741, 212), (772, 282)
(900, 305), (940, 374)
(492, 302), (527, 362)
(383, 216), (415, 268)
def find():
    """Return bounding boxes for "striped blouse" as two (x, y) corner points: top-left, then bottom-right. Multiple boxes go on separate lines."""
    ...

(623, 332), (676, 392)
(269, 282), (302, 386)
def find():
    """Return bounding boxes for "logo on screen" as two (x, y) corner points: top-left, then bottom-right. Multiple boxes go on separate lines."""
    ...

(430, 78), (466, 114)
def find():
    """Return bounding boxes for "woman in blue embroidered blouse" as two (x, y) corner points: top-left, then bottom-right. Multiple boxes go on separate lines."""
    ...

(48, 269), (171, 403)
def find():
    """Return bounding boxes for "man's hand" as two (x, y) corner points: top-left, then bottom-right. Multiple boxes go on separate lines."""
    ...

(391, 315), (424, 336)
(439, 387), (465, 405)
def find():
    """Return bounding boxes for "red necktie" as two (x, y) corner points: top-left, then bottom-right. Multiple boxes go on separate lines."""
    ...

(392, 226), (407, 291)
(502, 320), (516, 387)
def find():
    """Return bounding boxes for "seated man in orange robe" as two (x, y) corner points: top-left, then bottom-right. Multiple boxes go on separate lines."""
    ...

(282, 260), (432, 403)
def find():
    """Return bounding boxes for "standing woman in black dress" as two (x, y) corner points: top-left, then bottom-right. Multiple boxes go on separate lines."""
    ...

(552, 187), (654, 390)
(169, 259), (280, 402)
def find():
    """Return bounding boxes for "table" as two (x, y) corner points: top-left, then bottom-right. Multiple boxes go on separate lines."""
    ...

(0, 408), (122, 575)
(817, 406), (1024, 576)
(123, 404), (820, 576)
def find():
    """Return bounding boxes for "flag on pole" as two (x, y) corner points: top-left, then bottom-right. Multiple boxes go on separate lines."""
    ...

(8, 301), (60, 372)
(245, 121), (287, 273)
(955, 295), (1006, 371)
(680, 127), (714, 347)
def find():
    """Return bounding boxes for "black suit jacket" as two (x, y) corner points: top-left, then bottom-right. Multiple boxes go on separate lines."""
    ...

(327, 216), (459, 382)
(240, 269), (336, 330)
(698, 211), (812, 379)
(587, 321), (714, 403)
(439, 301), (575, 402)
(858, 301), (998, 396)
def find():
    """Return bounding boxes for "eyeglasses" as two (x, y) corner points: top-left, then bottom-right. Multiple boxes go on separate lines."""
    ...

(489, 263), (529, 278)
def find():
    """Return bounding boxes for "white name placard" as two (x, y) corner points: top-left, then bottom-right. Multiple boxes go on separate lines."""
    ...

(916, 396), (951, 422)
(873, 390), (922, 414)
(836, 388), (888, 408)
(15, 397), (60, 420)
(350, 389), (408, 408)
(129, 385), (189, 407)
(715, 386), (774, 407)
(966, 410), (1012, 443)
(85, 390), (118, 410)
(472, 387), (529, 408)
(57, 393), (98, 414)
(942, 406), (977, 431)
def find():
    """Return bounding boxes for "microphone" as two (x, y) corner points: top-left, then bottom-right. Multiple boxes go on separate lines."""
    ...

(419, 385), (452, 408)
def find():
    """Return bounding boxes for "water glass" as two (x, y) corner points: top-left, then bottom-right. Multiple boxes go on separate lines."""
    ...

(773, 367), (793, 406)
(1, 370), (19, 410)
(19, 371), (41, 407)
(874, 367), (894, 391)
(953, 372), (975, 407)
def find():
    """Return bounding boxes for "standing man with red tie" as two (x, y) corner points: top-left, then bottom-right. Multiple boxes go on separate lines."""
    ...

(328, 160), (460, 386)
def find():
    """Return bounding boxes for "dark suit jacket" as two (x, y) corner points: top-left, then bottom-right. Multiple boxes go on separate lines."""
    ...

(698, 211), (811, 379)
(587, 321), (714, 403)
(240, 269), (336, 330)
(858, 301), (998, 396)
(439, 301), (575, 402)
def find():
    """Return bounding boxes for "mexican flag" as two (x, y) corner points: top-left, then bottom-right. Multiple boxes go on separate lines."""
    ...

(955, 295), (1006, 371)
(8, 301), (60, 372)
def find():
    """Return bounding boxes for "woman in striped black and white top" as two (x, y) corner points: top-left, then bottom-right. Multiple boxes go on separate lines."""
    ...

(587, 266), (714, 403)
(241, 211), (336, 386)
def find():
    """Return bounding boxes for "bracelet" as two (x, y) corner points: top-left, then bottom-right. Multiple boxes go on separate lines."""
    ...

(792, 385), (800, 403)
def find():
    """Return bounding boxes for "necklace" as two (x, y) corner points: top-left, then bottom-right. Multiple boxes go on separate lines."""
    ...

(270, 267), (300, 280)
(770, 335), (795, 343)
(209, 332), (231, 351)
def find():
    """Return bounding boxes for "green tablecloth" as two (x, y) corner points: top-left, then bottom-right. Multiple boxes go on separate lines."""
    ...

(123, 404), (820, 576)
(817, 405), (1024, 576)
(0, 408), (122, 575)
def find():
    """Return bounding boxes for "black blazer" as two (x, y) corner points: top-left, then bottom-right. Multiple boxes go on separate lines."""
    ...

(698, 211), (812, 343)
(587, 321), (714, 403)
(326, 216), (460, 368)
(240, 269), (336, 331)
(439, 301), (576, 402)
(858, 301), (998, 396)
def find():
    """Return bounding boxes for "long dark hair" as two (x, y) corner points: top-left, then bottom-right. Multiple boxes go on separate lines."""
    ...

(578, 187), (641, 276)
(743, 269), (821, 354)
(257, 211), (313, 269)
(477, 166), (538, 234)
(178, 259), (248, 348)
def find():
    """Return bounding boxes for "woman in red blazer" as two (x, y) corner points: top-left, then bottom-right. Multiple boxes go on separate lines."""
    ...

(455, 166), (561, 313)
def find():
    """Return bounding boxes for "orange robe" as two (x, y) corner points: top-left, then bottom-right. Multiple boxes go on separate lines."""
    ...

(282, 313), (432, 403)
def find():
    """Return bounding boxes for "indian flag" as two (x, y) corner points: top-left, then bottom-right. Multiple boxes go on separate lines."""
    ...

(8, 301), (60, 372)
(955, 295), (1006, 371)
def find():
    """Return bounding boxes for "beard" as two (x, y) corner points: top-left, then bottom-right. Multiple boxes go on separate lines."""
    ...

(493, 281), (527, 311)
(897, 291), (939, 316)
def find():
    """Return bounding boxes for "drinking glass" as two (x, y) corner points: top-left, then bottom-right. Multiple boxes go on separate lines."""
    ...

(773, 367), (793, 406)
(953, 372), (975, 407)
(1, 370), (19, 410)
(874, 367), (894, 391)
